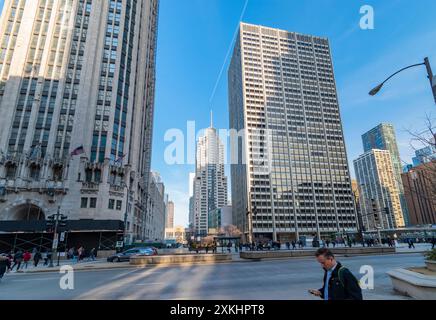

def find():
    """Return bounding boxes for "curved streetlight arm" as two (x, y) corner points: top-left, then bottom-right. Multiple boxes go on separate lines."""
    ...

(379, 63), (425, 86)
(369, 62), (425, 96)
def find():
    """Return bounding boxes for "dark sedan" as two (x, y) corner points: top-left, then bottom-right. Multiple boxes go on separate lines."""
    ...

(107, 247), (158, 262)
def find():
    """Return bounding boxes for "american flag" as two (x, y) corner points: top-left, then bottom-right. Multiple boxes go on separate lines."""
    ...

(70, 145), (85, 156)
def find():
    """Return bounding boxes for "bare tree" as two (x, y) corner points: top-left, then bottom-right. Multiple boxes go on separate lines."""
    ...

(407, 113), (436, 150)
(219, 225), (242, 237)
(202, 236), (215, 246)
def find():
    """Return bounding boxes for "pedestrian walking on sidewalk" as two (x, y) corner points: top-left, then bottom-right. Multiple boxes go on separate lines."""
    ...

(46, 250), (53, 266)
(309, 248), (363, 300)
(11, 250), (23, 271)
(78, 246), (85, 262)
(33, 250), (42, 267)
(0, 254), (11, 282)
(23, 251), (31, 269)
(67, 247), (74, 260)
(42, 251), (48, 266)
(88, 248), (96, 261)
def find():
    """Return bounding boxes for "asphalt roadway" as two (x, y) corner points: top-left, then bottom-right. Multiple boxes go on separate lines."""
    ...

(0, 253), (425, 300)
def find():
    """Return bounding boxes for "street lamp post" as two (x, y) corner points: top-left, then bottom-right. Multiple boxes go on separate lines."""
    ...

(369, 57), (436, 105)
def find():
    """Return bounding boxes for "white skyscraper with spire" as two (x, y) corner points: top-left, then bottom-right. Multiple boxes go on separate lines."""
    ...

(192, 113), (228, 236)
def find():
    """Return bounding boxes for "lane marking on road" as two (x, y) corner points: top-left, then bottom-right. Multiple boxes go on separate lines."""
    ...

(135, 282), (166, 286)
(9, 277), (59, 282)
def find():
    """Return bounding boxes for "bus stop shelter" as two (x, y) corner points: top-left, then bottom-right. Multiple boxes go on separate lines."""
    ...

(213, 235), (241, 253)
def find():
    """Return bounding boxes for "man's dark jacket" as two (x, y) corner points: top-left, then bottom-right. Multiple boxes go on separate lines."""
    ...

(0, 256), (11, 272)
(318, 262), (363, 300)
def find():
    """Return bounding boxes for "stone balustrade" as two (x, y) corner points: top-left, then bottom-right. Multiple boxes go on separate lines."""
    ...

(240, 247), (396, 260)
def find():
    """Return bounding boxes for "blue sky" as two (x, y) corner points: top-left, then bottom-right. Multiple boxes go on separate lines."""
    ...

(154, 0), (436, 227)
(1, 1), (435, 227)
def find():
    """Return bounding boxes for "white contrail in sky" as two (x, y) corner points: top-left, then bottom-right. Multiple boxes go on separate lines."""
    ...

(209, 0), (249, 106)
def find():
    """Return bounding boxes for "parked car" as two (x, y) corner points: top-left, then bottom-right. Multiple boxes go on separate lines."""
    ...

(107, 247), (158, 262)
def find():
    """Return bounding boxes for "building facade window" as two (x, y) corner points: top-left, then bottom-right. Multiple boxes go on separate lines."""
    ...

(80, 197), (88, 208)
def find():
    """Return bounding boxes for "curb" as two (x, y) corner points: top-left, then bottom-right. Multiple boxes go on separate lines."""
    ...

(13, 263), (134, 274)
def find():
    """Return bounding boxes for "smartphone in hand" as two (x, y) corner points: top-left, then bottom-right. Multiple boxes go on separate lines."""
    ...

(308, 289), (320, 296)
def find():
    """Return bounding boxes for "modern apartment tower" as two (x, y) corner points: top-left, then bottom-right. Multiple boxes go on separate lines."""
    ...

(0, 0), (159, 249)
(354, 150), (405, 230)
(193, 120), (228, 237)
(228, 23), (357, 242)
(362, 123), (409, 225)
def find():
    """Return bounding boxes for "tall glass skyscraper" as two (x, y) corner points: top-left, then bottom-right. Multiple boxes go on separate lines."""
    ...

(228, 23), (357, 242)
(0, 0), (159, 245)
(361, 123), (409, 225)
(193, 121), (228, 237)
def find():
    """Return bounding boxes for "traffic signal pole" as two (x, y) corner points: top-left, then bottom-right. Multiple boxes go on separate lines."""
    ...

(47, 206), (68, 268)
(48, 206), (60, 268)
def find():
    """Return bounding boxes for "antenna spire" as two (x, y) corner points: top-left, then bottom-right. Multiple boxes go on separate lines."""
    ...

(210, 110), (213, 128)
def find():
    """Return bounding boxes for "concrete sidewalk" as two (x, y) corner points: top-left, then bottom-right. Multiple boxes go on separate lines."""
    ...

(395, 243), (433, 253)
(10, 258), (131, 274)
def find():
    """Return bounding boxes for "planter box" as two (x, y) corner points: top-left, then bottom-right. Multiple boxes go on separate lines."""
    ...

(425, 260), (436, 272)
(130, 253), (232, 266)
(387, 268), (436, 300)
(240, 247), (395, 260)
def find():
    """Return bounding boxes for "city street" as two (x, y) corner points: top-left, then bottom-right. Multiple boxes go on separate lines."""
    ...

(0, 253), (425, 300)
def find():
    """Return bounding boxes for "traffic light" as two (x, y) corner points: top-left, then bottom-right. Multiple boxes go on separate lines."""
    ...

(59, 215), (68, 229)
(371, 199), (379, 223)
(46, 214), (55, 232)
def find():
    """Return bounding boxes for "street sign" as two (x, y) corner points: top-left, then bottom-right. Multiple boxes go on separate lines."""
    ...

(60, 232), (65, 242)
(52, 239), (58, 250)
(115, 241), (123, 248)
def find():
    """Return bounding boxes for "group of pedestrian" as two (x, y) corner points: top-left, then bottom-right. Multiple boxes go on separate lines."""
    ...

(285, 240), (304, 250)
(66, 246), (95, 263)
(243, 240), (282, 251)
(0, 248), (53, 276)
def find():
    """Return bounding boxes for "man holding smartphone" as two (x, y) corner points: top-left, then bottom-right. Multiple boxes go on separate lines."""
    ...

(309, 248), (363, 300)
